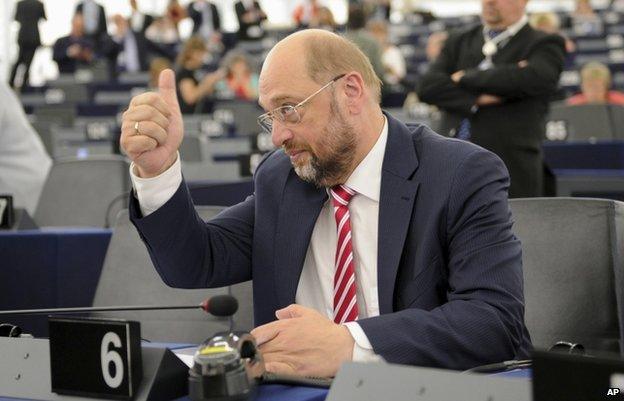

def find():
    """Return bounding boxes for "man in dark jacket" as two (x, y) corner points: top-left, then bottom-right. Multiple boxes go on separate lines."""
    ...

(52, 13), (95, 74)
(75, 0), (108, 47)
(9, 0), (46, 89)
(187, 0), (221, 42)
(234, 0), (267, 41)
(417, 0), (565, 198)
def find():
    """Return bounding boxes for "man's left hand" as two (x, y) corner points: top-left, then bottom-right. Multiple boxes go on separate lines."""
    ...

(250, 304), (354, 378)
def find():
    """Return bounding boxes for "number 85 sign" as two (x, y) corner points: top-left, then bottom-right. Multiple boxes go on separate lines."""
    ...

(49, 317), (142, 400)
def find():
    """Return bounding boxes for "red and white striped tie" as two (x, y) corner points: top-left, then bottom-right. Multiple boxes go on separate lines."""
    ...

(330, 184), (358, 324)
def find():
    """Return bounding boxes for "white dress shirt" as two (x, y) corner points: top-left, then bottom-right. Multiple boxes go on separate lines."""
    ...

(0, 82), (51, 215)
(130, 117), (389, 362)
(82, 0), (99, 35)
(130, 12), (145, 33)
(198, 1), (215, 41)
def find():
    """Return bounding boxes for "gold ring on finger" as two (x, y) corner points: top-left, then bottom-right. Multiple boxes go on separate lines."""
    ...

(134, 121), (140, 135)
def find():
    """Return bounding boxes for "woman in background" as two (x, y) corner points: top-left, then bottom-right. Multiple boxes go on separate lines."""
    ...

(568, 62), (624, 106)
(309, 6), (337, 32)
(175, 36), (225, 114)
(214, 51), (259, 100)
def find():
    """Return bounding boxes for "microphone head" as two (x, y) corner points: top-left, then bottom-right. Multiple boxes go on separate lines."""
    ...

(201, 295), (238, 317)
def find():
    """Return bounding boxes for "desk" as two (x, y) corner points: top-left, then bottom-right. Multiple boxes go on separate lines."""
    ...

(0, 385), (326, 401)
(543, 140), (624, 170)
(0, 386), (326, 401)
(542, 141), (624, 200)
(0, 228), (111, 336)
(553, 169), (624, 200)
(248, 385), (326, 401)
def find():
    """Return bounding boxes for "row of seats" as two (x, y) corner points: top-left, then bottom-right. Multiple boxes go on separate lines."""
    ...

(32, 156), (253, 228)
(31, 100), (624, 228)
(546, 103), (624, 141)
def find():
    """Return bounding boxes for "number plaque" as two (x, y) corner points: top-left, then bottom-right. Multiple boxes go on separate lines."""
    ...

(49, 317), (142, 400)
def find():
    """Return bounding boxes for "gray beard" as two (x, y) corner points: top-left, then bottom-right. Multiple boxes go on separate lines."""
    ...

(293, 97), (357, 188)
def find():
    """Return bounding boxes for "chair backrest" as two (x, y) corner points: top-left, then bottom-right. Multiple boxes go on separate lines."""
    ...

(213, 101), (263, 136)
(34, 156), (130, 227)
(179, 135), (210, 162)
(91, 207), (254, 343)
(509, 197), (624, 354)
(608, 105), (624, 140)
(546, 103), (615, 141)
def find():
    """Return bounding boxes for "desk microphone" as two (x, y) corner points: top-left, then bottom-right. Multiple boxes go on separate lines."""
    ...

(0, 294), (238, 317)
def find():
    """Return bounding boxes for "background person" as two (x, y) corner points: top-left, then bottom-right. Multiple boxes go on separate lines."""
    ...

(0, 81), (51, 215)
(52, 13), (95, 74)
(417, 0), (565, 198)
(8, 0), (46, 90)
(175, 36), (225, 113)
(214, 51), (259, 100)
(567, 62), (624, 105)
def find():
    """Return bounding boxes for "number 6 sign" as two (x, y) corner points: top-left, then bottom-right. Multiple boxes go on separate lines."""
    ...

(49, 317), (142, 399)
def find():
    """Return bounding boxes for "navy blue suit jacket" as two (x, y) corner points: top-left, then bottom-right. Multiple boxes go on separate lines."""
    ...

(130, 112), (531, 369)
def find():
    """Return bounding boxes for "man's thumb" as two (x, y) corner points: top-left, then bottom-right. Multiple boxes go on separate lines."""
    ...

(158, 68), (179, 109)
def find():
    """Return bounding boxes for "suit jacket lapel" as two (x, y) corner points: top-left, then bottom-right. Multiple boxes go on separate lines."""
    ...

(377, 113), (420, 314)
(494, 24), (532, 63)
(274, 170), (327, 308)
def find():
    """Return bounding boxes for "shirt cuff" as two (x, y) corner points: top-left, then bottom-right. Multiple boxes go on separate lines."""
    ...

(344, 322), (385, 363)
(130, 153), (182, 217)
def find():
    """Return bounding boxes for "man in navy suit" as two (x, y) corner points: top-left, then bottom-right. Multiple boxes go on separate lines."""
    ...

(120, 29), (531, 377)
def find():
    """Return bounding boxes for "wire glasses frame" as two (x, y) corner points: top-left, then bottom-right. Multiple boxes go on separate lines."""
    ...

(257, 74), (346, 134)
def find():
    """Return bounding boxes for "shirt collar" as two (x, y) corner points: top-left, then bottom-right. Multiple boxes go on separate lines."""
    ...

(484, 14), (528, 38)
(338, 115), (388, 203)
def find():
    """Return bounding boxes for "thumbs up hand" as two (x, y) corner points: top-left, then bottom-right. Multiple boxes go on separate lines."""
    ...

(120, 69), (183, 178)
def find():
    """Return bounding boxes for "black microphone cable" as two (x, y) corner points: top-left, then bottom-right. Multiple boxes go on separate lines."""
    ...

(462, 341), (586, 374)
(462, 359), (532, 374)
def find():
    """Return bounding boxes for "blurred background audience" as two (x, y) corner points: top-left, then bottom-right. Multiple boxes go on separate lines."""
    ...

(4, 0), (624, 217)
(9, 0), (46, 90)
(235, 0), (267, 41)
(0, 81), (51, 215)
(568, 61), (624, 105)
(344, 4), (384, 82)
(214, 50), (258, 100)
(52, 13), (95, 74)
(175, 36), (224, 113)
(308, 6), (337, 31)
(367, 19), (406, 86)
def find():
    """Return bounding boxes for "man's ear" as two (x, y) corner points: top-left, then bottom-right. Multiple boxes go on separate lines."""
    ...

(342, 72), (365, 114)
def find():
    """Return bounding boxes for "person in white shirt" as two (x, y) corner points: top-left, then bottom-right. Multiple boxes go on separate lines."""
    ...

(0, 82), (51, 215)
(367, 20), (406, 86)
(120, 29), (530, 377)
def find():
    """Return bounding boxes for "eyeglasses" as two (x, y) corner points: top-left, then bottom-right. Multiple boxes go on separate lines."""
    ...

(257, 74), (346, 134)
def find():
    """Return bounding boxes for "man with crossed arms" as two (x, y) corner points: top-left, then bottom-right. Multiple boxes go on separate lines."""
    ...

(120, 29), (531, 377)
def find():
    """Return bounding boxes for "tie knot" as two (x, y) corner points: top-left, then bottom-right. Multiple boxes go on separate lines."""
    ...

(487, 29), (504, 40)
(330, 185), (355, 207)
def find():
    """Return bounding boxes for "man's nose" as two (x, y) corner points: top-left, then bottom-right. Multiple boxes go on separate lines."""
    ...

(271, 120), (294, 148)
